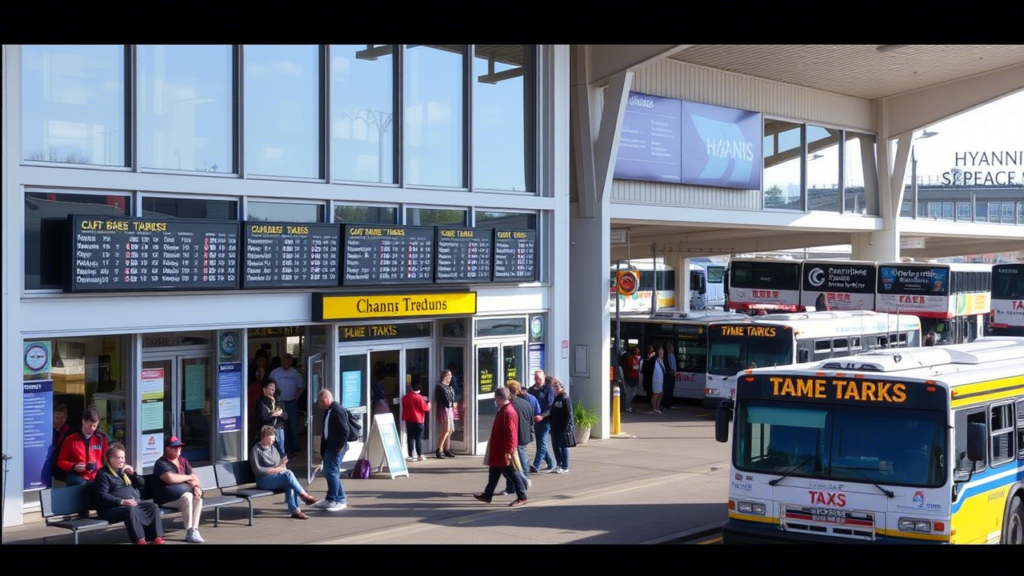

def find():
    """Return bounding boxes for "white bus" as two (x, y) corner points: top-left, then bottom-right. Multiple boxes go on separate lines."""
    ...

(716, 337), (1024, 544)
(876, 261), (992, 344)
(990, 263), (1024, 336)
(610, 261), (720, 312)
(726, 257), (802, 313)
(704, 311), (922, 407)
(611, 310), (749, 401)
(799, 260), (876, 312)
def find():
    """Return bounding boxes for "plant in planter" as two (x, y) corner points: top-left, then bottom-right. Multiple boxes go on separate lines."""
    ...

(573, 402), (599, 444)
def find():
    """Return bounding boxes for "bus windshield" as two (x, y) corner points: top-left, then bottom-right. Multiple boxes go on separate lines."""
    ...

(708, 337), (792, 376)
(735, 400), (947, 488)
(992, 266), (1024, 299)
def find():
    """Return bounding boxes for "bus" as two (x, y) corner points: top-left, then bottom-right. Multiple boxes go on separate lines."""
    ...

(611, 261), (721, 312)
(611, 310), (749, 401)
(800, 260), (876, 312)
(875, 261), (992, 344)
(726, 257), (803, 313)
(715, 337), (1024, 544)
(990, 263), (1024, 336)
(704, 311), (922, 407)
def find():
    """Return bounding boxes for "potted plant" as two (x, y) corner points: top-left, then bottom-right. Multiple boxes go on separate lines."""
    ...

(573, 402), (599, 444)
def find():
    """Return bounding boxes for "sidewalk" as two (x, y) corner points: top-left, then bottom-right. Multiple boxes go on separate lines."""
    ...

(2, 403), (730, 545)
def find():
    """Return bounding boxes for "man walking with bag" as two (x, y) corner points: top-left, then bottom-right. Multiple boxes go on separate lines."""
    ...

(315, 389), (349, 512)
(474, 387), (527, 507)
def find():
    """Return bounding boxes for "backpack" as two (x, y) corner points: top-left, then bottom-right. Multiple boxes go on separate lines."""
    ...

(341, 406), (361, 442)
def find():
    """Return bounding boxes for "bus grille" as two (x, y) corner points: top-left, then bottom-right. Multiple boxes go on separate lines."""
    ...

(781, 505), (876, 541)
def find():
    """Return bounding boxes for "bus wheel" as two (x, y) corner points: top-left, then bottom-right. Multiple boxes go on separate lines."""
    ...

(1005, 495), (1023, 545)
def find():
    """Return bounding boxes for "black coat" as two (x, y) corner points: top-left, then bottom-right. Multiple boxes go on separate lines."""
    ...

(319, 401), (349, 456)
(550, 393), (574, 434)
(511, 395), (535, 445)
(94, 466), (144, 515)
(641, 355), (667, 391)
(258, 396), (287, 430)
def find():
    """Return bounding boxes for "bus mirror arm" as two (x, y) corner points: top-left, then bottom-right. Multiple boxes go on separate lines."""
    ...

(715, 400), (733, 443)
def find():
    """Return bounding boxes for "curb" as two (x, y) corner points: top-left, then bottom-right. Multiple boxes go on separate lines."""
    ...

(641, 521), (725, 544)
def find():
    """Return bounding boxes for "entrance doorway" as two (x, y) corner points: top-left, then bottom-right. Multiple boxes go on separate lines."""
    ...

(141, 352), (214, 472)
(472, 340), (525, 454)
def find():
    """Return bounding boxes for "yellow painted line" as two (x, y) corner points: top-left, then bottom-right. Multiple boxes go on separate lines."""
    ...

(699, 535), (723, 545)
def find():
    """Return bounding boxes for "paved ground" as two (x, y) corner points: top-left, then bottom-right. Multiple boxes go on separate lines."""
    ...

(2, 401), (730, 546)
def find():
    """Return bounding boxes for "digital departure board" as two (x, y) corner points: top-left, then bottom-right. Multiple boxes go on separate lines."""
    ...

(492, 229), (537, 282)
(342, 225), (434, 286)
(435, 227), (493, 283)
(242, 222), (340, 288)
(67, 215), (240, 292)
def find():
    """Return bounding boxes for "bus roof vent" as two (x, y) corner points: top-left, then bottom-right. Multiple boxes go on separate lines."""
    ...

(818, 338), (1024, 372)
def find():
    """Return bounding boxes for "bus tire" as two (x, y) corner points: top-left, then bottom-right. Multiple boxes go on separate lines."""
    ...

(1004, 494), (1022, 545)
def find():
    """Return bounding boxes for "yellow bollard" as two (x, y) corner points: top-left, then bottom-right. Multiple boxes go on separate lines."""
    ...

(612, 385), (622, 435)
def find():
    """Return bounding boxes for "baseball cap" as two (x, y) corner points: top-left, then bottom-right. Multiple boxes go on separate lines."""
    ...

(165, 436), (186, 448)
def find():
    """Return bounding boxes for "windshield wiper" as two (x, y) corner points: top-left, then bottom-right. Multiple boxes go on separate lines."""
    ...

(830, 466), (895, 498)
(767, 456), (815, 486)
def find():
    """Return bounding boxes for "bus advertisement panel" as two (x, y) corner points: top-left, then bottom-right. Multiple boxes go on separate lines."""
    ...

(876, 265), (950, 317)
(800, 261), (875, 311)
(991, 264), (1024, 333)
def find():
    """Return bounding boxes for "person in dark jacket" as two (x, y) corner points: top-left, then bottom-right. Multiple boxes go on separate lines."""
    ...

(548, 379), (574, 474)
(257, 379), (287, 456)
(528, 370), (556, 473)
(434, 370), (457, 459)
(93, 442), (165, 544)
(316, 389), (350, 512)
(502, 380), (535, 495)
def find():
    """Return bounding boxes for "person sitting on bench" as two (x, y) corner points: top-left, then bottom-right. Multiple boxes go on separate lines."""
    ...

(94, 442), (165, 544)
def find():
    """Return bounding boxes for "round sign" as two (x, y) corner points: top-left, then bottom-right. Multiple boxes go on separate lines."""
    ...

(809, 267), (825, 287)
(219, 331), (238, 357)
(617, 271), (639, 296)
(530, 316), (543, 339)
(25, 343), (50, 372)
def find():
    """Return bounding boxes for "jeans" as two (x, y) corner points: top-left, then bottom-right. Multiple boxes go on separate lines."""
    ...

(274, 428), (286, 458)
(322, 446), (347, 504)
(623, 377), (639, 410)
(256, 469), (305, 512)
(551, 429), (570, 470)
(532, 421), (555, 471)
(282, 399), (299, 453)
(663, 373), (676, 408)
(405, 421), (424, 458)
(504, 445), (530, 494)
(483, 466), (526, 500)
(64, 473), (88, 486)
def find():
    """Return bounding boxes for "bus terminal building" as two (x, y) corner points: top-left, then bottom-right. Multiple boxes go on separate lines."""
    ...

(3, 44), (1023, 526)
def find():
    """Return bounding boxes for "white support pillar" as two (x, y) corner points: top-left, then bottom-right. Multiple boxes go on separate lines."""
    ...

(676, 256), (692, 313)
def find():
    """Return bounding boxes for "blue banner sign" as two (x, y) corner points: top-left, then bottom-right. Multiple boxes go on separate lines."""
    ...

(24, 380), (54, 490)
(217, 362), (242, 433)
(615, 91), (762, 190)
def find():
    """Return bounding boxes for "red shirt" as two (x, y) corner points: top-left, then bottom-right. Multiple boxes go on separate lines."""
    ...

(625, 354), (641, 379)
(57, 432), (109, 482)
(401, 392), (429, 423)
(485, 403), (518, 468)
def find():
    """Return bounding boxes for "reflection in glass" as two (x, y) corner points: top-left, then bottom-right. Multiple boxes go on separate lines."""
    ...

(245, 45), (321, 179)
(477, 346), (498, 395)
(142, 197), (237, 220)
(503, 344), (524, 387)
(247, 201), (323, 223)
(406, 348), (431, 442)
(25, 192), (131, 290)
(405, 45), (465, 188)
(845, 132), (877, 215)
(473, 45), (535, 192)
(806, 126), (840, 212)
(474, 211), (537, 230)
(139, 45), (234, 173)
(22, 45), (126, 166)
(331, 45), (395, 184)
(763, 120), (802, 210)
(334, 204), (397, 225)
(181, 357), (213, 467)
(407, 208), (466, 226)
(442, 346), (465, 444)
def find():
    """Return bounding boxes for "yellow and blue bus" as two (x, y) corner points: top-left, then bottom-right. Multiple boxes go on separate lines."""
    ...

(715, 337), (1024, 544)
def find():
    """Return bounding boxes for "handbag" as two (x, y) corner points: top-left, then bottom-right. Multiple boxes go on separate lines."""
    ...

(349, 458), (372, 479)
(564, 428), (577, 448)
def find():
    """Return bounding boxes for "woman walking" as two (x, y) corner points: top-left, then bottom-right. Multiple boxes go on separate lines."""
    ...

(434, 370), (457, 459)
(548, 379), (574, 474)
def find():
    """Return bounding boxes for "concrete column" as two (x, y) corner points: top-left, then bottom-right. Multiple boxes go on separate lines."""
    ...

(676, 256), (692, 312)
(850, 229), (900, 262)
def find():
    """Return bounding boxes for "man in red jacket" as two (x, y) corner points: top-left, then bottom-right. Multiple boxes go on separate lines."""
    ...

(57, 407), (109, 485)
(474, 387), (528, 507)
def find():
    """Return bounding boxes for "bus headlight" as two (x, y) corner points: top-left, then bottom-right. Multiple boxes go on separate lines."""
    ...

(898, 518), (931, 533)
(736, 501), (766, 515)
(706, 387), (721, 397)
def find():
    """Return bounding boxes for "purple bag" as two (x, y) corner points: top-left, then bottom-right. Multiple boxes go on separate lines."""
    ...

(350, 458), (372, 479)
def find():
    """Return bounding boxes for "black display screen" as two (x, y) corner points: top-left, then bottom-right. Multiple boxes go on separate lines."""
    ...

(342, 225), (434, 285)
(242, 222), (340, 288)
(435, 227), (493, 283)
(492, 229), (537, 282)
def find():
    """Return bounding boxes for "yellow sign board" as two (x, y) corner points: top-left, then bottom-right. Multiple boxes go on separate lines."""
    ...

(314, 292), (477, 321)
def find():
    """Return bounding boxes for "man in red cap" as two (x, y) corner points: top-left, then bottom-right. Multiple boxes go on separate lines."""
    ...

(152, 436), (205, 543)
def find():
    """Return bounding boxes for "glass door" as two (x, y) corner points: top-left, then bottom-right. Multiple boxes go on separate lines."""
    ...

(404, 347), (431, 453)
(338, 350), (368, 448)
(141, 358), (174, 473)
(370, 349), (402, 424)
(180, 356), (213, 466)
(503, 343), (525, 387)
(140, 353), (213, 472)
(306, 353), (326, 483)
(474, 345), (500, 454)
(441, 345), (467, 452)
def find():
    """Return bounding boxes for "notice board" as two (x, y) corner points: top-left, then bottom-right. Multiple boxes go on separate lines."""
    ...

(357, 413), (409, 479)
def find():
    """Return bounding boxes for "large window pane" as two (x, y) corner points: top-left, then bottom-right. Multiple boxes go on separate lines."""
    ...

(405, 45), (465, 188)
(139, 45), (234, 173)
(333, 204), (398, 224)
(1001, 202), (1015, 224)
(806, 126), (840, 212)
(473, 45), (535, 192)
(406, 208), (467, 226)
(247, 201), (323, 222)
(763, 120), (802, 211)
(22, 45), (126, 166)
(474, 211), (536, 230)
(245, 45), (320, 179)
(142, 197), (237, 219)
(25, 192), (131, 290)
(330, 45), (395, 184)
(845, 132), (877, 215)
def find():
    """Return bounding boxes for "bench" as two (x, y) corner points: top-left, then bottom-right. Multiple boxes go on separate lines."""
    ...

(142, 465), (243, 527)
(39, 484), (110, 545)
(215, 460), (284, 526)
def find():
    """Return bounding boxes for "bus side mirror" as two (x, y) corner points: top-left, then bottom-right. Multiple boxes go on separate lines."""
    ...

(798, 348), (809, 363)
(715, 399), (734, 443)
(967, 421), (987, 463)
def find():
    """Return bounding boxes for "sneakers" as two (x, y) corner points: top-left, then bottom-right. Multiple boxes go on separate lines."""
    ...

(528, 466), (540, 474)
(327, 501), (347, 512)
(151, 537), (166, 545)
(554, 467), (569, 474)
(299, 493), (319, 506)
(509, 499), (528, 507)
(312, 498), (332, 509)
(525, 478), (533, 489)
(417, 455), (426, 461)
(185, 528), (204, 543)
(443, 451), (456, 458)
(436, 450), (447, 459)
(473, 493), (492, 504)
(496, 490), (514, 496)
(135, 539), (147, 545)
(406, 456), (417, 462)
(541, 466), (557, 473)
(291, 510), (310, 520)
(625, 407), (634, 413)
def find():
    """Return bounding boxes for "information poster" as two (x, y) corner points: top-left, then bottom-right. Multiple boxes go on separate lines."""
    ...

(141, 401), (163, 431)
(141, 368), (164, 401)
(217, 362), (242, 433)
(342, 371), (361, 409)
(141, 433), (163, 468)
(185, 364), (205, 411)
(23, 380), (53, 490)
(528, 343), (546, 377)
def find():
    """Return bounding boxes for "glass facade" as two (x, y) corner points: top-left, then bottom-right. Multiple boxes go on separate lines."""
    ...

(330, 45), (395, 184)
(406, 208), (467, 226)
(763, 120), (803, 211)
(404, 45), (466, 188)
(806, 126), (840, 213)
(247, 201), (324, 223)
(472, 45), (535, 192)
